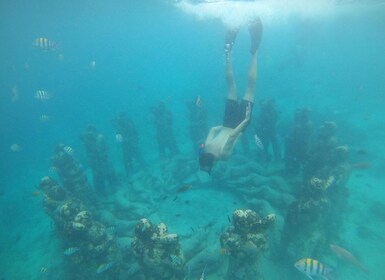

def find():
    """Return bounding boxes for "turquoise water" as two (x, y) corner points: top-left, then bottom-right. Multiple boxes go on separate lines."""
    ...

(1, 0), (384, 279)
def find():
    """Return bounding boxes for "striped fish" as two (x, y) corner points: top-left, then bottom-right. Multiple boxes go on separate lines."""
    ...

(254, 134), (264, 150)
(33, 37), (58, 51)
(96, 262), (115, 274)
(35, 90), (51, 100)
(294, 258), (332, 280)
(63, 247), (79, 256)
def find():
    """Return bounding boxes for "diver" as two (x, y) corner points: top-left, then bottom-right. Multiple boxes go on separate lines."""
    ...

(151, 101), (179, 158)
(199, 18), (263, 174)
(111, 113), (146, 176)
(187, 95), (208, 155)
(255, 98), (281, 162)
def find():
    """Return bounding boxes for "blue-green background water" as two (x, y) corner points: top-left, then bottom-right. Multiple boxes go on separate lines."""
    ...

(1, 0), (385, 279)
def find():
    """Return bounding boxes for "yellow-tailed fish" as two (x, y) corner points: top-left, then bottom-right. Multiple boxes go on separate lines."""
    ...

(63, 247), (80, 256)
(96, 262), (115, 274)
(294, 258), (332, 280)
(33, 37), (58, 51)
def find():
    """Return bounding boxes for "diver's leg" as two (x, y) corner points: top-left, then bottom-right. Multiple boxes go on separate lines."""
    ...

(243, 53), (257, 103)
(249, 18), (263, 55)
(225, 29), (239, 101)
(243, 18), (263, 102)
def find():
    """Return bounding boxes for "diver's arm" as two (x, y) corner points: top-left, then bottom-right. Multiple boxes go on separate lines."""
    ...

(229, 103), (251, 138)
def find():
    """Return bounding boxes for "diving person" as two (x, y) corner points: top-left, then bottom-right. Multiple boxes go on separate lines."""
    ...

(199, 18), (263, 174)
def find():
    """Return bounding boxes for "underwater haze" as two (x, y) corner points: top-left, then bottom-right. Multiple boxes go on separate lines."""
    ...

(1, 0), (385, 279)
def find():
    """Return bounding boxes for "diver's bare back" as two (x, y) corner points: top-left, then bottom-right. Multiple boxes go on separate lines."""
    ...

(204, 126), (238, 160)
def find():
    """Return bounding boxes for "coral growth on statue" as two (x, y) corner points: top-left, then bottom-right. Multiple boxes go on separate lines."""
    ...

(131, 218), (187, 280)
(220, 209), (275, 280)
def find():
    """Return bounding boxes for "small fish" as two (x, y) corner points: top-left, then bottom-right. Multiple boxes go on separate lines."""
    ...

(39, 114), (50, 122)
(356, 149), (367, 156)
(11, 85), (18, 102)
(330, 244), (369, 274)
(96, 262), (115, 274)
(351, 162), (371, 170)
(199, 264), (207, 280)
(254, 134), (264, 150)
(35, 90), (51, 101)
(219, 247), (230, 256)
(10, 143), (22, 152)
(227, 215), (231, 223)
(173, 196), (178, 201)
(190, 227), (195, 232)
(294, 258), (332, 280)
(49, 166), (57, 174)
(115, 133), (123, 143)
(32, 191), (41, 197)
(40, 267), (48, 273)
(63, 146), (73, 155)
(64, 247), (80, 256)
(105, 226), (116, 235)
(195, 95), (202, 107)
(33, 37), (58, 51)
(170, 254), (183, 266)
(89, 60), (96, 70)
(176, 184), (192, 193)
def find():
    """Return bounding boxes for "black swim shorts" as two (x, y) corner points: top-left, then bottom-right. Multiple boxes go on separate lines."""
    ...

(223, 99), (253, 129)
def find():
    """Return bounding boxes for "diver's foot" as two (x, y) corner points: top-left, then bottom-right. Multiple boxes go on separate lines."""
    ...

(248, 18), (263, 54)
(224, 28), (239, 54)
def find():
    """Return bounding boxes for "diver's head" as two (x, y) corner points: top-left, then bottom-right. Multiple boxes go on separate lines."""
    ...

(199, 152), (215, 175)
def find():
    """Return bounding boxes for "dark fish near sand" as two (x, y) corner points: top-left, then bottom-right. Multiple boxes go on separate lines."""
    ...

(351, 162), (371, 170)
(330, 244), (369, 274)
(294, 258), (333, 280)
(176, 184), (192, 193)
(33, 37), (58, 51)
(64, 247), (80, 256)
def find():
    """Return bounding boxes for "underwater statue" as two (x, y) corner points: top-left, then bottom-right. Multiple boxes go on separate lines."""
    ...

(284, 107), (313, 175)
(38, 176), (120, 279)
(187, 95), (208, 155)
(112, 112), (146, 175)
(81, 125), (118, 195)
(255, 98), (281, 162)
(281, 121), (351, 261)
(150, 102), (180, 159)
(50, 144), (95, 204)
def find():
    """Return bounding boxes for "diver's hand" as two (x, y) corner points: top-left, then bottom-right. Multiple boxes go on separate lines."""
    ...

(245, 102), (251, 121)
